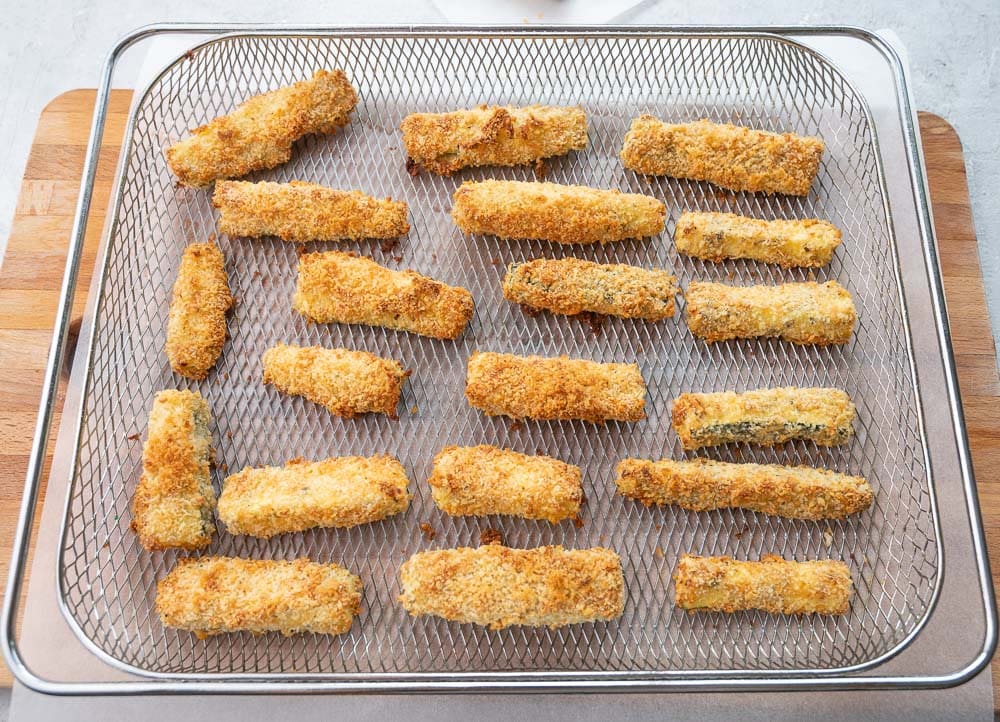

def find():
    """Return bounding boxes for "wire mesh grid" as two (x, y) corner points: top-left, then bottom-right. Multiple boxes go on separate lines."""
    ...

(58, 32), (938, 680)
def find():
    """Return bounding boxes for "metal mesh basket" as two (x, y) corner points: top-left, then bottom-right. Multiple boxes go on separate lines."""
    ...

(58, 31), (938, 682)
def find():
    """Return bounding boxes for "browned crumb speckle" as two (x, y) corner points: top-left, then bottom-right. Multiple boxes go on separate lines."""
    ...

(621, 117), (824, 196)
(165, 70), (358, 187)
(466, 351), (646, 424)
(452, 180), (665, 245)
(428, 445), (582, 523)
(673, 554), (853, 615)
(398, 545), (625, 629)
(214, 180), (409, 242)
(131, 390), (216, 551)
(419, 523), (436, 540)
(165, 242), (232, 380)
(401, 105), (587, 174)
(293, 251), (474, 339)
(156, 556), (362, 637)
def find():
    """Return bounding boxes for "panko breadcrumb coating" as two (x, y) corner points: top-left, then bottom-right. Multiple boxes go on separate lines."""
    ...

(218, 455), (411, 537)
(401, 105), (588, 174)
(165, 242), (232, 380)
(685, 280), (857, 346)
(294, 251), (474, 340)
(213, 180), (409, 242)
(398, 545), (625, 629)
(621, 117), (824, 196)
(674, 211), (842, 268)
(451, 180), (665, 245)
(156, 556), (362, 637)
(428, 445), (582, 523)
(672, 386), (856, 451)
(465, 351), (646, 424)
(502, 257), (678, 321)
(673, 554), (853, 615)
(131, 390), (216, 550)
(614, 457), (873, 520)
(165, 69), (358, 187)
(262, 344), (408, 418)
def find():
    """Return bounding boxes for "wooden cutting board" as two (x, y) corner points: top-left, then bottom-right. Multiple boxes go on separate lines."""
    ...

(0, 90), (997, 700)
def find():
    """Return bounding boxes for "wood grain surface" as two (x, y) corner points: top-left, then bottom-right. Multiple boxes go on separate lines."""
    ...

(0, 90), (996, 700)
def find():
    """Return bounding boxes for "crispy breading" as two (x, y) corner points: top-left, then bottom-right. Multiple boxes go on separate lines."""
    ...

(673, 554), (853, 615)
(671, 386), (856, 451)
(502, 257), (678, 321)
(165, 69), (358, 187)
(465, 351), (646, 424)
(620, 117), (825, 196)
(401, 105), (588, 174)
(156, 556), (362, 637)
(165, 242), (232, 380)
(685, 280), (857, 346)
(213, 180), (409, 242)
(262, 344), (408, 418)
(614, 457), (873, 520)
(131, 390), (216, 550)
(294, 251), (474, 340)
(398, 545), (625, 629)
(218, 455), (411, 537)
(674, 211), (842, 268)
(451, 180), (665, 245)
(428, 445), (582, 523)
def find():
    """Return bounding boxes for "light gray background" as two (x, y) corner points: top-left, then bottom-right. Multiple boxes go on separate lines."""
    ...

(0, 1), (997, 720)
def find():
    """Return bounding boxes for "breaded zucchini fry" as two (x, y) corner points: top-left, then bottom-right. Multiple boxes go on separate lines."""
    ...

(451, 180), (665, 245)
(428, 445), (582, 523)
(398, 545), (625, 629)
(685, 280), (857, 345)
(671, 387), (855, 450)
(674, 211), (842, 268)
(156, 557), (362, 637)
(213, 180), (409, 242)
(465, 351), (646, 424)
(166, 69), (358, 187)
(620, 117), (824, 196)
(673, 554), (853, 615)
(294, 251), (474, 340)
(502, 257), (678, 321)
(401, 105), (588, 174)
(165, 242), (232, 380)
(131, 390), (216, 550)
(615, 458), (873, 520)
(218, 455), (411, 537)
(262, 344), (408, 418)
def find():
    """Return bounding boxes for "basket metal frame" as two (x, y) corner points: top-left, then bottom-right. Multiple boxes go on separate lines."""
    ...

(1, 24), (994, 696)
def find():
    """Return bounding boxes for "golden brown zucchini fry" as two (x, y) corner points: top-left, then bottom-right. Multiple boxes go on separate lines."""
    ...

(620, 117), (824, 196)
(673, 554), (853, 615)
(614, 457), (873, 520)
(428, 445), (582, 523)
(262, 344), (408, 419)
(674, 211), (842, 268)
(401, 105), (588, 174)
(451, 180), (665, 245)
(218, 455), (411, 537)
(465, 351), (646, 424)
(294, 251), (474, 340)
(398, 545), (625, 629)
(213, 180), (409, 242)
(671, 386), (856, 450)
(166, 69), (357, 187)
(685, 280), (857, 345)
(131, 389), (216, 550)
(156, 557), (362, 637)
(165, 242), (232, 380)
(502, 257), (678, 321)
